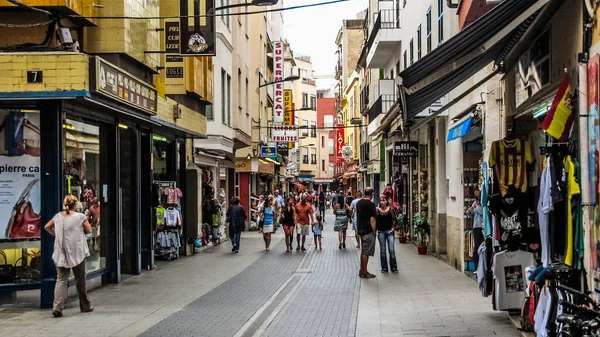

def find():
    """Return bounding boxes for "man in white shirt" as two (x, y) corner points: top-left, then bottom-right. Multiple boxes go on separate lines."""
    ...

(274, 190), (284, 208)
(351, 191), (362, 249)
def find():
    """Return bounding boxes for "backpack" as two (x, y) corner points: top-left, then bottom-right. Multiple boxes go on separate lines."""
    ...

(519, 281), (538, 332)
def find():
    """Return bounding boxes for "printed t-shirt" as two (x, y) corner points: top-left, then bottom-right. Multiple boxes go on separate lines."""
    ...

(492, 250), (536, 310)
(356, 199), (376, 235)
(164, 187), (183, 205)
(564, 155), (581, 267)
(489, 138), (534, 196)
(489, 192), (528, 243)
(295, 203), (313, 224)
(156, 206), (166, 226)
(165, 208), (180, 227)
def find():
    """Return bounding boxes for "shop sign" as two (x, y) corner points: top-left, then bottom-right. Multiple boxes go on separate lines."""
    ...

(91, 57), (158, 114)
(284, 91), (294, 149)
(0, 110), (41, 240)
(272, 41), (285, 123)
(335, 121), (345, 163)
(447, 118), (473, 142)
(179, 0), (216, 56)
(234, 158), (251, 172)
(277, 142), (289, 156)
(271, 124), (298, 142)
(260, 146), (277, 158)
(367, 161), (380, 175)
(164, 20), (186, 94)
(258, 161), (274, 175)
(393, 141), (418, 157)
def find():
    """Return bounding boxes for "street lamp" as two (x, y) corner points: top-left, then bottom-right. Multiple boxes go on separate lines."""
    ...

(216, 0), (278, 11)
(258, 75), (300, 88)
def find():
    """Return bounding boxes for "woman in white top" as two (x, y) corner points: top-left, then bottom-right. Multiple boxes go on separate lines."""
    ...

(44, 194), (94, 317)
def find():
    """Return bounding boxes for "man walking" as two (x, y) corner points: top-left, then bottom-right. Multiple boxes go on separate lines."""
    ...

(274, 190), (284, 208)
(356, 187), (377, 278)
(294, 193), (315, 251)
(351, 191), (362, 249)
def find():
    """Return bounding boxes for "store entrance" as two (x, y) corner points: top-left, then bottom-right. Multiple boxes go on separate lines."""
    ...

(119, 126), (139, 275)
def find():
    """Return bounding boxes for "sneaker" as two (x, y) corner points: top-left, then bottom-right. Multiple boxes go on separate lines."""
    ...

(381, 270), (388, 273)
(232, 246), (236, 252)
(52, 310), (63, 318)
(266, 248), (270, 251)
(234, 250), (239, 253)
(301, 246), (306, 251)
(392, 270), (399, 273)
(343, 242), (346, 249)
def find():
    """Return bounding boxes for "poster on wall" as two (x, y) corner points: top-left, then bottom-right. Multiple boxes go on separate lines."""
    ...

(590, 55), (600, 300)
(0, 110), (41, 240)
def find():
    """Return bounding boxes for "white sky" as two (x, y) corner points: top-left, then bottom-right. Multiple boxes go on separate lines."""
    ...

(283, 0), (368, 76)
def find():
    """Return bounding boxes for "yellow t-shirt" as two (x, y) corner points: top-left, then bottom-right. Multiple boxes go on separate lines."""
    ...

(488, 139), (534, 195)
(564, 155), (581, 267)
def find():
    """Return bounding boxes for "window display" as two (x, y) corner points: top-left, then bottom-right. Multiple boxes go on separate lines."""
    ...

(62, 118), (105, 274)
(153, 181), (182, 260)
(0, 109), (42, 285)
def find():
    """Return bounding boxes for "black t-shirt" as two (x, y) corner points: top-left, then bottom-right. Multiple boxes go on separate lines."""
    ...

(376, 209), (394, 231)
(356, 199), (376, 235)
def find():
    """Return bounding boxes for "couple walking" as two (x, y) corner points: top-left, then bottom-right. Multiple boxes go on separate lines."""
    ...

(280, 194), (318, 252)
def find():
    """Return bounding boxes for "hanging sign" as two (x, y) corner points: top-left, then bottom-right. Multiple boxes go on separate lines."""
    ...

(272, 41), (285, 123)
(447, 118), (473, 142)
(179, 0), (216, 56)
(260, 146), (277, 158)
(335, 119), (345, 163)
(164, 20), (186, 94)
(393, 141), (418, 157)
(271, 125), (298, 142)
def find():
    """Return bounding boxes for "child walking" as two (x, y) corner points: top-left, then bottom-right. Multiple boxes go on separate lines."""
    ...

(313, 214), (323, 250)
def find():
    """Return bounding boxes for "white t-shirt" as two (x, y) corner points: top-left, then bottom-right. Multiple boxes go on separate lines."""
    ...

(165, 208), (180, 227)
(492, 250), (537, 310)
(538, 157), (553, 267)
(534, 287), (552, 337)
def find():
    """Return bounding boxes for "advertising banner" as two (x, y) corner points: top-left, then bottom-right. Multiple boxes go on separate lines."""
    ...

(164, 20), (186, 94)
(272, 41), (285, 123)
(179, 0), (216, 56)
(0, 110), (41, 240)
(284, 91), (294, 149)
(588, 55), (600, 300)
(271, 125), (298, 142)
(335, 113), (345, 163)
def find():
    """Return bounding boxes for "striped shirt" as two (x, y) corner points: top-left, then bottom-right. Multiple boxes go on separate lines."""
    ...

(488, 138), (534, 196)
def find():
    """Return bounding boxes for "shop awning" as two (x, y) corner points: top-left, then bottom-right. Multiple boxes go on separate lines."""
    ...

(400, 0), (551, 122)
(447, 117), (473, 142)
(151, 117), (206, 139)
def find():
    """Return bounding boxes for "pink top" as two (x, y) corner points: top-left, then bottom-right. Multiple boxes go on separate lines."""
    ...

(164, 187), (182, 205)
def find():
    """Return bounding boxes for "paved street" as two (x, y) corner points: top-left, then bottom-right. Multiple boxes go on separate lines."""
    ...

(0, 210), (520, 337)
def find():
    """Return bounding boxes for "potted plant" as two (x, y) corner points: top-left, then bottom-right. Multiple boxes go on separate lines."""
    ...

(396, 213), (408, 244)
(414, 216), (430, 255)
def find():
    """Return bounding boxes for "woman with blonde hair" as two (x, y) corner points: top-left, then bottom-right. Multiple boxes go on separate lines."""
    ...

(44, 194), (94, 317)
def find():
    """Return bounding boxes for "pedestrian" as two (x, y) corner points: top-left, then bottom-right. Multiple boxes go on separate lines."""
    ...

(313, 214), (323, 250)
(256, 195), (265, 230)
(351, 191), (362, 249)
(274, 190), (284, 209)
(294, 193), (315, 251)
(44, 194), (94, 317)
(318, 191), (326, 222)
(332, 191), (338, 206)
(356, 187), (377, 278)
(334, 193), (352, 249)
(281, 197), (296, 252)
(468, 188), (483, 270)
(376, 195), (398, 273)
(259, 197), (276, 251)
(226, 196), (246, 253)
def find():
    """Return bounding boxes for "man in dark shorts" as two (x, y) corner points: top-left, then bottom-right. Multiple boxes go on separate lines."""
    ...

(356, 187), (377, 278)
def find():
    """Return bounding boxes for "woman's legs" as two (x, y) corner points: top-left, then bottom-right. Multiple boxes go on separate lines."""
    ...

(266, 233), (271, 250)
(318, 236), (322, 249)
(377, 231), (388, 272)
(385, 231), (398, 272)
(52, 266), (69, 315)
(263, 233), (268, 249)
(342, 229), (347, 248)
(72, 260), (91, 312)
(338, 230), (343, 248)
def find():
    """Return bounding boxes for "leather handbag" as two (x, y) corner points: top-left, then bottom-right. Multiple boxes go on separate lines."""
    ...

(5, 179), (41, 239)
(0, 111), (41, 157)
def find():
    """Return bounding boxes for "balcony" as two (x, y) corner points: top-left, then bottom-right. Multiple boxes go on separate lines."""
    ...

(367, 94), (397, 125)
(302, 77), (316, 86)
(335, 60), (343, 81)
(366, 8), (402, 69)
(360, 85), (370, 116)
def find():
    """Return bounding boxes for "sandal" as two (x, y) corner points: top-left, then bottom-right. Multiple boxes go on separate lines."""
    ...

(358, 272), (376, 279)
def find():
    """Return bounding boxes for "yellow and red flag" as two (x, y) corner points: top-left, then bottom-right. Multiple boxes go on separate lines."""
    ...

(541, 73), (575, 141)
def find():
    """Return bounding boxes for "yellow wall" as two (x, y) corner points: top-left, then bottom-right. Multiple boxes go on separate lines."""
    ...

(0, 0), (98, 24)
(0, 53), (89, 93)
(156, 96), (207, 136)
(83, 0), (160, 70)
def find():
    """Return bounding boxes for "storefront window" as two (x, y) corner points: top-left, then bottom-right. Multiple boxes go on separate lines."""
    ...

(63, 117), (105, 274)
(0, 109), (42, 285)
(153, 136), (174, 181)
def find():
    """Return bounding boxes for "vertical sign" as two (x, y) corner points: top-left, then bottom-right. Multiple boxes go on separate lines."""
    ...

(284, 91), (294, 148)
(272, 41), (285, 123)
(589, 55), (600, 300)
(179, 0), (216, 56)
(335, 112), (345, 163)
(164, 20), (185, 94)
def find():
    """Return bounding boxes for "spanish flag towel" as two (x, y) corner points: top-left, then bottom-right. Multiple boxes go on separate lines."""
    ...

(540, 73), (575, 141)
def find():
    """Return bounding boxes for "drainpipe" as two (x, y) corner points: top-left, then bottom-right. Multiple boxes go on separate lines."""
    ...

(578, 63), (591, 292)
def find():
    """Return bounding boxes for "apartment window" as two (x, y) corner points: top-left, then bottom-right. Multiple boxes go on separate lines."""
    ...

(311, 148), (317, 164)
(302, 147), (309, 164)
(403, 51), (407, 69)
(409, 39), (414, 65)
(221, 69), (226, 123)
(322, 159), (326, 172)
(317, 92), (324, 98)
(324, 115), (333, 128)
(438, 0), (444, 44)
(221, 0), (230, 28)
(390, 69), (394, 79)
(321, 136), (325, 147)
(395, 61), (400, 76)
(227, 74), (232, 125)
(245, 78), (249, 115)
(328, 138), (334, 155)
(302, 93), (309, 108)
(310, 95), (316, 110)
(237, 69), (242, 110)
(206, 104), (213, 120)
(426, 7), (432, 53)
(311, 121), (317, 138)
(417, 25), (422, 60)
(302, 120), (309, 137)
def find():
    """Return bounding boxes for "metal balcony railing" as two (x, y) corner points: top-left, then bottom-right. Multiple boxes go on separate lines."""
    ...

(360, 85), (370, 116)
(366, 9), (401, 49)
(368, 93), (397, 123)
(302, 77), (316, 85)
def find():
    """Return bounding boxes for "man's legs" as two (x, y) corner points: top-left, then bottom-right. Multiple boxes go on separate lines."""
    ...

(301, 233), (307, 250)
(355, 231), (361, 248)
(360, 254), (369, 275)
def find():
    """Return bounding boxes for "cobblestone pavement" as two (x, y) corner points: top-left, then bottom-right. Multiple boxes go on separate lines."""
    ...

(0, 209), (521, 337)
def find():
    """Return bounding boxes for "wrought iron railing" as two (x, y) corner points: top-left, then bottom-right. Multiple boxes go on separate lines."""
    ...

(366, 9), (401, 49)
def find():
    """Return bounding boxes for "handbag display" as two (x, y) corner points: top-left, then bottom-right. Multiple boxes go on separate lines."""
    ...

(5, 179), (41, 239)
(0, 111), (41, 157)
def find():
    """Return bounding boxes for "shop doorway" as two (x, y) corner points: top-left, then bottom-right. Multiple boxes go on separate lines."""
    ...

(119, 126), (140, 275)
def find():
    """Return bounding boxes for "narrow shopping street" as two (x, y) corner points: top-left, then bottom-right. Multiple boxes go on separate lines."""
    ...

(0, 211), (520, 337)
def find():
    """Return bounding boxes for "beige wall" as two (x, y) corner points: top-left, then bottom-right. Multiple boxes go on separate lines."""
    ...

(232, 5), (253, 149)
(293, 57), (318, 174)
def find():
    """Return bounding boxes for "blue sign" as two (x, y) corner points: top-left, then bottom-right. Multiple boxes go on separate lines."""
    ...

(260, 146), (277, 158)
(447, 118), (473, 142)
